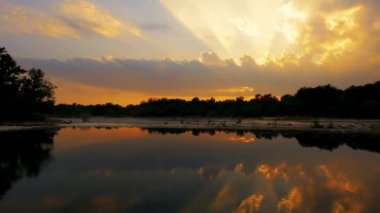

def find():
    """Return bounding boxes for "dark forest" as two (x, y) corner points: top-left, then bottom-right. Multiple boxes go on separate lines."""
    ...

(55, 81), (380, 118)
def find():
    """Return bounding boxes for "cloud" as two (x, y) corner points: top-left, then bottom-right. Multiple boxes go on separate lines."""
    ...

(161, 0), (380, 68)
(319, 165), (359, 193)
(268, 1), (380, 69)
(50, 78), (146, 105)
(0, 0), (141, 38)
(277, 187), (302, 212)
(2, 0), (379, 72)
(59, 0), (140, 37)
(0, 1), (79, 38)
(199, 52), (230, 66)
(34, 126), (380, 213)
(17, 49), (379, 104)
(229, 136), (256, 143)
(332, 198), (363, 213)
(210, 185), (237, 211)
(19, 55), (252, 98)
(161, 0), (295, 59)
(256, 162), (289, 181)
(235, 194), (264, 213)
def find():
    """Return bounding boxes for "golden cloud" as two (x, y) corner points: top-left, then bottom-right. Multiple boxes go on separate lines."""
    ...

(216, 87), (255, 94)
(161, 0), (306, 60)
(199, 52), (229, 66)
(162, 0), (380, 70)
(324, 6), (362, 35)
(0, 2), (79, 38)
(0, 0), (140, 38)
(60, 0), (140, 37)
(271, 2), (380, 70)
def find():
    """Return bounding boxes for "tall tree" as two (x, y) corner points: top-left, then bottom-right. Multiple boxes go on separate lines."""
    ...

(0, 47), (25, 88)
(21, 68), (56, 115)
(0, 47), (56, 121)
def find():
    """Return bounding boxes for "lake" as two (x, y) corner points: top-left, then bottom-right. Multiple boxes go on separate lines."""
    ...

(0, 127), (379, 212)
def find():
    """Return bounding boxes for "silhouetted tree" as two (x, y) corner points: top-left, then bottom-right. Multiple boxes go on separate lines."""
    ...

(0, 47), (25, 120)
(0, 47), (56, 121)
(294, 84), (342, 116)
(21, 69), (56, 116)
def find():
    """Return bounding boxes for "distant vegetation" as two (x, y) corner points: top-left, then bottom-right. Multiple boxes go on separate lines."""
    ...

(56, 81), (380, 118)
(0, 47), (56, 121)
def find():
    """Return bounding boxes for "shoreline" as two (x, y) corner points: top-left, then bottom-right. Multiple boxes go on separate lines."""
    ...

(1, 117), (379, 133)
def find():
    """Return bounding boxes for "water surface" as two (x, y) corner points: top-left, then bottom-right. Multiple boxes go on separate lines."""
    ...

(0, 127), (379, 212)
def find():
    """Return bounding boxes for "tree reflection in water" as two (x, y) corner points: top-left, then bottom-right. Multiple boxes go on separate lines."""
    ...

(0, 128), (58, 199)
(142, 128), (380, 153)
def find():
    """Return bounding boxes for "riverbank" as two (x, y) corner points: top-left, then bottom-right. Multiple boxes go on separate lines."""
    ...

(1, 117), (380, 133)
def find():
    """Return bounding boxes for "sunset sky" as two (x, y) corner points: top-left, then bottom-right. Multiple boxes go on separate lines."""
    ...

(1, 0), (379, 105)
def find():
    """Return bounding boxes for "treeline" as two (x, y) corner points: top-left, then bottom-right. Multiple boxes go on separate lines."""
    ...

(55, 81), (380, 118)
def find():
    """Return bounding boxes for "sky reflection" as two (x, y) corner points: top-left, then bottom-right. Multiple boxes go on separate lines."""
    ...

(0, 127), (379, 212)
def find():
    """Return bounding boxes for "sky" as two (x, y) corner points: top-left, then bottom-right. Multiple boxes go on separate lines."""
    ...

(1, 0), (379, 105)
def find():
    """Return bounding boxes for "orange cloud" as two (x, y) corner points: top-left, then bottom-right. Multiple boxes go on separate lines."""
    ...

(236, 194), (264, 213)
(319, 165), (359, 193)
(277, 187), (302, 212)
(56, 128), (147, 150)
(234, 163), (245, 174)
(52, 78), (146, 105)
(229, 136), (256, 143)
(256, 162), (289, 181)
(332, 198), (363, 213)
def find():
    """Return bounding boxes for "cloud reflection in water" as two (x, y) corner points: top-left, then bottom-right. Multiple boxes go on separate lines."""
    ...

(0, 127), (379, 212)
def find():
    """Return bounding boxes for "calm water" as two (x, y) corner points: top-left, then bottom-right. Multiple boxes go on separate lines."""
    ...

(0, 127), (379, 213)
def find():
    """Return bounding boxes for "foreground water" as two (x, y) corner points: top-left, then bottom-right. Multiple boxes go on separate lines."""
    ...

(0, 127), (379, 213)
